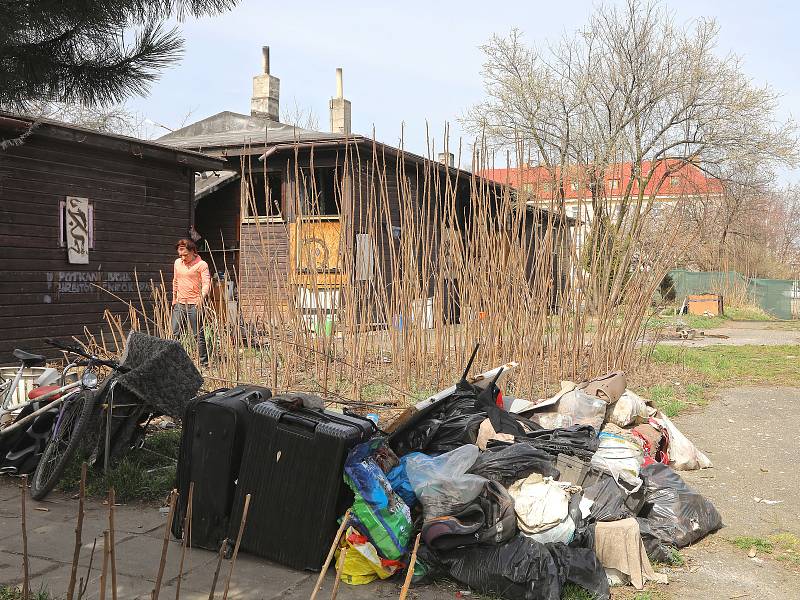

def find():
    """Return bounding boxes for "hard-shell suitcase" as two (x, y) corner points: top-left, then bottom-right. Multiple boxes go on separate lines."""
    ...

(173, 385), (271, 551)
(229, 399), (375, 570)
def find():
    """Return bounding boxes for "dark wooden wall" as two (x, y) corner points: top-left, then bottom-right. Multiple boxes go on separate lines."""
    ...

(195, 181), (240, 277)
(0, 133), (196, 362)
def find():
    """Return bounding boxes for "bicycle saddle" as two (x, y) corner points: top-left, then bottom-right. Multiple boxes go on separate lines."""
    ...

(13, 349), (47, 367)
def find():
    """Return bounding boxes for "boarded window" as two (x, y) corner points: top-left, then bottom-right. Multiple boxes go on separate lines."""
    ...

(355, 233), (374, 281)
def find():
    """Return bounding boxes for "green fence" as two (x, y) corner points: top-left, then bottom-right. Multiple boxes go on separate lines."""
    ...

(666, 269), (800, 320)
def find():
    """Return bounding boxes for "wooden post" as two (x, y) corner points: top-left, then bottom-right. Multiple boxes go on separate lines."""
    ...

(329, 546), (346, 600)
(221, 493), (250, 600)
(174, 482), (194, 600)
(207, 540), (228, 600)
(398, 533), (421, 600)
(99, 530), (110, 600)
(151, 490), (177, 600)
(309, 509), (350, 600)
(78, 537), (98, 600)
(20, 474), (30, 600)
(108, 488), (118, 600)
(67, 463), (87, 600)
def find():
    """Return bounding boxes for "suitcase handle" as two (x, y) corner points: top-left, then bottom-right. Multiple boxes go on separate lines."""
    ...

(280, 412), (318, 432)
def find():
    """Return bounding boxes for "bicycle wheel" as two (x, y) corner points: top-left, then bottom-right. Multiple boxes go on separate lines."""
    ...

(30, 390), (97, 500)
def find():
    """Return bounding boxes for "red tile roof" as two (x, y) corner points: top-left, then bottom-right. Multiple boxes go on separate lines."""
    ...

(478, 159), (724, 200)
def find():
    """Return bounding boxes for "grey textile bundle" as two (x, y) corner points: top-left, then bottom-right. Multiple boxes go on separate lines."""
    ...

(114, 331), (203, 419)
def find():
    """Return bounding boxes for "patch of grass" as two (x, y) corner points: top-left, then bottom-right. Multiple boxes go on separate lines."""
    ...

(646, 384), (688, 417)
(360, 383), (390, 402)
(651, 344), (800, 387)
(0, 587), (50, 600)
(726, 306), (774, 321)
(732, 536), (774, 553)
(58, 429), (180, 503)
(561, 584), (594, 599)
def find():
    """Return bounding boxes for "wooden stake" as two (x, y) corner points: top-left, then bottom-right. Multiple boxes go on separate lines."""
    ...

(99, 530), (109, 600)
(398, 533), (421, 600)
(78, 537), (97, 600)
(221, 493), (251, 600)
(207, 539), (228, 600)
(108, 488), (118, 600)
(20, 474), (30, 600)
(67, 463), (87, 600)
(309, 509), (351, 600)
(174, 482), (194, 600)
(329, 546), (346, 600)
(151, 489), (177, 600)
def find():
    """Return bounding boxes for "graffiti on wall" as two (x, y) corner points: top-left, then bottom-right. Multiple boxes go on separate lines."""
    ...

(44, 271), (152, 303)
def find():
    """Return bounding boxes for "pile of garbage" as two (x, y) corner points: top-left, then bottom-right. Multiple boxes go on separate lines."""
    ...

(335, 352), (722, 599)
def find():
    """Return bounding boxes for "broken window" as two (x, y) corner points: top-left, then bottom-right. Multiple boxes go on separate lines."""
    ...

(299, 167), (341, 216)
(246, 172), (283, 219)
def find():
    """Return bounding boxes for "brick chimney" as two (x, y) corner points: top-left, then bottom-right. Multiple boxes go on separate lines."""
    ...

(251, 46), (280, 121)
(438, 152), (455, 168)
(329, 68), (351, 134)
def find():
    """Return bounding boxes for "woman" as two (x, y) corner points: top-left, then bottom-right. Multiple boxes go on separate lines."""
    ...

(171, 238), (211, 365)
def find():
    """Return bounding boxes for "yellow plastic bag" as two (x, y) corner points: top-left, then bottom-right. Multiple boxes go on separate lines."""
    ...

(336, 527), (403, 585)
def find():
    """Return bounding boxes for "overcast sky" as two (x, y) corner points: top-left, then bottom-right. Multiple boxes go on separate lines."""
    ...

(130, 0), (799, 181)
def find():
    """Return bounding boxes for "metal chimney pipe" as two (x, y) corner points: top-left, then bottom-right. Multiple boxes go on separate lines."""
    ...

(262, 46), (270, 74)
(335, 68), (343, 100)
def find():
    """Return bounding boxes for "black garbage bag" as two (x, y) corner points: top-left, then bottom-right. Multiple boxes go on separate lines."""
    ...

(636, 517), (674, 564)
(391, 377), (527, 456)
(637, 462), (722, 552)
(582, 477), (640, 523)
(494, 425), (600, 460)
(468, 442), (559, 486)
(418, 533), (610, 600)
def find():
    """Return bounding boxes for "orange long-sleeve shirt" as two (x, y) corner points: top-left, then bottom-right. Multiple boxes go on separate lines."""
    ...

(172, 256), (211, 305)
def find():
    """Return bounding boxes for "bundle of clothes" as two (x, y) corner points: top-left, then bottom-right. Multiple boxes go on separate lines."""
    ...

(335, 352), (722, 600)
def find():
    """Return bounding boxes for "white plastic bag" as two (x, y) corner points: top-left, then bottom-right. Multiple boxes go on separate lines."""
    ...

(507, 473), (570, 534)
(653, 412), (713, 470)
(591, 432), (644, 493)
(405, 444), (486, 518)
(607, 390), (651, 428)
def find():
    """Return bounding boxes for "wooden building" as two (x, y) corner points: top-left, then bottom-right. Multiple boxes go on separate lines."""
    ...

(0, 112), (223, 361)
(158, 48), (571, 324)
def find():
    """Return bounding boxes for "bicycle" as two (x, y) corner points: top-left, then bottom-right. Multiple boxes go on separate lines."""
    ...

(27, 339), (128, 500)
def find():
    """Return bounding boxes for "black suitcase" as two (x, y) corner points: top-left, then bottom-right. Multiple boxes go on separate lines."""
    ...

(173, 385), (272, 551)
(229, 399), (375, 570)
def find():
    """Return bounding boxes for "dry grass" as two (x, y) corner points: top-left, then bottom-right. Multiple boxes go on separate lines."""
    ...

(90, 142), (686, 406)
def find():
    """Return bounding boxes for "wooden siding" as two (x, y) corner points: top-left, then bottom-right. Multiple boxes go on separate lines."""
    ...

(238, 222), (290, 319)
(0, 134), (196, 361)
(195, 180), (240, 276)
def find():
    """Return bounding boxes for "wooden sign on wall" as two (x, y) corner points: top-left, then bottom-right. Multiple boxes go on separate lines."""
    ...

(65, 196), (90, 264)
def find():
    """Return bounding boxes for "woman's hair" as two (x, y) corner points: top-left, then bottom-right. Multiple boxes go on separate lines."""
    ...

(175, 238), (197, 253)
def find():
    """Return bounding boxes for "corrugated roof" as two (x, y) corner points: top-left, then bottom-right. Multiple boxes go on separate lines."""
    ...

(157, 111), (349, 150)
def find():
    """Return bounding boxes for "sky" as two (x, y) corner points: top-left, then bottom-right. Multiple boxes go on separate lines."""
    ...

(129, 0), (800, 181)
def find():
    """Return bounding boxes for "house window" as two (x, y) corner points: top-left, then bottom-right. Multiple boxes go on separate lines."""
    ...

(570, 180), (580, 192)
(298, 167), (342, 216)
(608, 179), (620, 191)
(670, 176), (680, 186)
(59, 200), (94, 249)
(245, 172), (283, 219)
(566, 205), (579, 218)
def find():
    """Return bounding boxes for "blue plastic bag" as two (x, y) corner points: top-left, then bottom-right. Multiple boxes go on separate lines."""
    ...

(344, 439), (392, 509)
(387, 453), (424, 507)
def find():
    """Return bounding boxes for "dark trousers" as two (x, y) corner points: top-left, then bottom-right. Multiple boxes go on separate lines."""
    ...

(171, 303), (208, 363)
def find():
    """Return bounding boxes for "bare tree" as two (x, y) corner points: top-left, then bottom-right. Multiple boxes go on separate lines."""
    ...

(281, 98), (320, 131)
(465, 0), (798, 307)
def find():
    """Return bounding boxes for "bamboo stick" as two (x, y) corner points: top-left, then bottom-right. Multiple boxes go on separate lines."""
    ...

(207, 539), (228, 600)
(398, 533), (421, 600)
(329, 546), (346, 600)
(108, 488), (118, 600)
(99, 530), (109, 600)
(21, 474), (30, 600)
(78, 538), (97, 600)
(221, 493), (251, 600)
(309, 509), (351, 600)
(67, 463), (88, 600)
(174, 482), (194, 600)
(151, 489), (177, 600)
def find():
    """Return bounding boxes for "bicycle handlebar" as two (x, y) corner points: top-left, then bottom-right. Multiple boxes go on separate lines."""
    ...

(46, 338), (123, 371)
